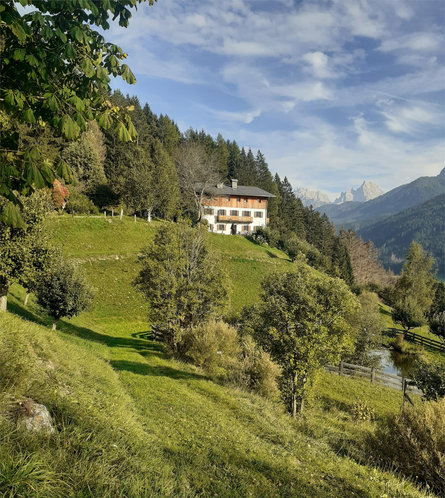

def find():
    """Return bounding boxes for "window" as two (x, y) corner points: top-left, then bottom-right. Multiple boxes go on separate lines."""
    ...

(230, 210), (238, 216)
(258, 198), (262, 203)
(204, 208), (213, 215)
(254, 211), (263, 218)
(217, 209), (226, 215)
(209, 224), (214, 231)
(242, 225), (250, 232)
(244, 198), (248, 203)
(238, 197), (241, 202)
(242, 211), (251, 217)
(217, 224), (225, 231)
(226, 196), (230, 201)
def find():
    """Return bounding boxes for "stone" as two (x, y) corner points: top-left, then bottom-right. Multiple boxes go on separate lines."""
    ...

(15, 399), (55, 434)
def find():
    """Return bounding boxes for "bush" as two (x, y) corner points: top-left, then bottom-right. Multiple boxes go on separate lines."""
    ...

(429, 311), (445, 339)
(180, 322), (280, 398)
(412, 357), (445, 400)
(180, 321), (240, 376)
(237, 336), (280, 399)
(65, 187), (99, 215)
(372, 397), (445, 493)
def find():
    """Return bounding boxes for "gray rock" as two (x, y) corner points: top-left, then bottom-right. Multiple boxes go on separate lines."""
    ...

(15, 399), (55, 434)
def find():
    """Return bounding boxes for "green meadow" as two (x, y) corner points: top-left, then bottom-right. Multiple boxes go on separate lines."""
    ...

(0, 216), (434, 496)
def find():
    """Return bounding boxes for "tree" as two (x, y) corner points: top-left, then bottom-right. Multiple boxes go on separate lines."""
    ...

(250, 264), (358, 416)
(135, 223), (229, 352)
(175, 143), (221, 221)
(345, 291), (385, 366)
(391, 242), (436, 331)
(412, 357), (445, 400)
(1, 0), (156, 225)
(428, 282), (445, 339)
(0, 189), (52, 311)
(35, 255), (93, 330)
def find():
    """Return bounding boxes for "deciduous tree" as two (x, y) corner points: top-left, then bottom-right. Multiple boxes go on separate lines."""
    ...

(250, 265), (358, 416)
(135, 223), (229, 352)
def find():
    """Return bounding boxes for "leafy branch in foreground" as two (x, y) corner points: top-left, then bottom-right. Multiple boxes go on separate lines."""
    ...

(0, 0), (156, 225)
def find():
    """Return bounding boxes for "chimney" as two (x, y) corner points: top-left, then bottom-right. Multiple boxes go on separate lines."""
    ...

(231, 178), (238, 189)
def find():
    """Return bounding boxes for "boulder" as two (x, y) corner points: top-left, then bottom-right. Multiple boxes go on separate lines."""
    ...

(15, 399), (55, 434)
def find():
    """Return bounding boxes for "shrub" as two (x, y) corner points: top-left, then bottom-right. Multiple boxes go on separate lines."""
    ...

(180, 320), (240, 376)
(412, 357), (445, 400)
(65, 187), (99, 215)
(429, 311), (445, 339)
(237, 336), (280, 399)
(372, 397), (445, 493)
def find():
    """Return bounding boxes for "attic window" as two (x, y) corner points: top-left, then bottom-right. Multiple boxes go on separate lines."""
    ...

(226, 196), (230, 201)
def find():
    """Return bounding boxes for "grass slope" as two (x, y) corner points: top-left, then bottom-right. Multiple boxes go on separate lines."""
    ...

(0, 215), (434, 496)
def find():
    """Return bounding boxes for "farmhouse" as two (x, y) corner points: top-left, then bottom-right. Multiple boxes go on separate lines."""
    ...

(200, 179), (275, 235)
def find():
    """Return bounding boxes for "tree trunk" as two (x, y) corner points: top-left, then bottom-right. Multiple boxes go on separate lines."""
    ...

(147, 208), (152, 223)
(0, 278), (8, 312)
(24, 292), (30, 306)
(120, 209), (123, 220)
(52, 319), (58, 330)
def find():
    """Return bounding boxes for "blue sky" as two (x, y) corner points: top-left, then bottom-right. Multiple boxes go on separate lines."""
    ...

(108, 0), (445, 197)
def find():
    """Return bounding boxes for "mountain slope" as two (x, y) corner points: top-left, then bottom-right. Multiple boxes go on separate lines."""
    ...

(358, 194), (445, 277)
(317, 169), (445, 229)
(0, 216), (428, 497)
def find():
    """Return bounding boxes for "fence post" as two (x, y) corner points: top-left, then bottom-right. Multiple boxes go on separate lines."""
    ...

(402, 377), (406, 410)
(134, 214), (136, 223)
(339, 360), (344, 376)
(371, 367), (375, 383)
(112, 208), (114, 218)
(104, 211), (106, 218)
(120, 209), (123, 220)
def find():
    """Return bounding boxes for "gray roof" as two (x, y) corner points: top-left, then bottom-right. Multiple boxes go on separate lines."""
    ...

(197, 183), (275, 198)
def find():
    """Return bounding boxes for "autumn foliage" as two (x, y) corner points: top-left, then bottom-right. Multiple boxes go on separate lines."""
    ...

(52, 180), (69, 209)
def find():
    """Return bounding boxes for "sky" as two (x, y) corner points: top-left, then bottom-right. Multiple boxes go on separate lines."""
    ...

(108, 0), (445, 197)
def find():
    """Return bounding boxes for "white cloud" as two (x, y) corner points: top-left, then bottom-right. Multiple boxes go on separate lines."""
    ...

(379, 32), (443, 52)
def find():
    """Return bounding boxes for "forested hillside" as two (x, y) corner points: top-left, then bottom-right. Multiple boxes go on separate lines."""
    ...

(358, 194), (445, 278)
(15, 89), (354, 284)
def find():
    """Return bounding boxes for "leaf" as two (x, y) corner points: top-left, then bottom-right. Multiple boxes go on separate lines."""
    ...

(13, 48), (26, 61)
(81, 58), (95, 78)
(25, 54), (39, 67)
(24, 162), (47, 188)
(23, 146), (40, 161)
(56, 160), (74, 183)
(55, 27), (67, 44)
(115, 121), (131, 142)
(71, 26), (84, 43)
(22, 108), (36, 124)
(97, 111), (112, 130)
(61, 115), (80, 139)
(0, 202), (25, 228)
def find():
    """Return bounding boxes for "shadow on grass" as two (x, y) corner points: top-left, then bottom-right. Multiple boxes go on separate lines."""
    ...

(266, 250), (278, 259)
(8, 294), (162, 355)
(110, 360), (204, 380)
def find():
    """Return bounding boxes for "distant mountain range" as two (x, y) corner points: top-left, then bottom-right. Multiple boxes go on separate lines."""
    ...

(295, 180), (384, 208)
(294, 187), (331, 208)
(315, 168), (445, 278)
(333, 181), (384, 204)
(317, 169), (445, 230)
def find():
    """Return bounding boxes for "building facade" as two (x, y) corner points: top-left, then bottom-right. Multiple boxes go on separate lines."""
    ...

(200, 179), (275, 235)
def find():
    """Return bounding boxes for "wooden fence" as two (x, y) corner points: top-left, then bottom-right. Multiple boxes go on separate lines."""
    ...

(326, 361), (422, 395)
(386, 327), (445, 352)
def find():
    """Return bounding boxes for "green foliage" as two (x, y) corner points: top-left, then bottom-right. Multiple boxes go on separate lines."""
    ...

(391, 242), (436, 330)
(345, 291), (385, 366)
(373, 397), (445, 493)
(35, 255), (93, 328)
(412, 357), (445, 400)
(180, 320), (240, 375)
(1, 0), (154, 224)
(135, 223), (229, 351)
(65, 186), (99, 215)
(250, 264), (359, 416)
(0, 189), (53, 309)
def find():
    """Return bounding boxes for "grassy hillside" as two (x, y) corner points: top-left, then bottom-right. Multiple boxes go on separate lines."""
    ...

(0, 215), (434, 496)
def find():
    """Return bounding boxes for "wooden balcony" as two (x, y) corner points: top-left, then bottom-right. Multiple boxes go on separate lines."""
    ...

(217, 215), (253, 223)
